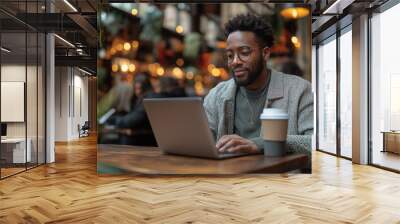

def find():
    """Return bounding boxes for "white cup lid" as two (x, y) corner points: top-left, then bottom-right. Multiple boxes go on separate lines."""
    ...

(260, 108), (288, 120)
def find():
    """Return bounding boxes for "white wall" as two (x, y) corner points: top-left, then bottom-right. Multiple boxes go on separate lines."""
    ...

(1, 65), (26, 137)
(1, 65), (36, 137)
(55, 67), (69, 141)
(54, 67), (89, 141)
(1, 64), (46, 164)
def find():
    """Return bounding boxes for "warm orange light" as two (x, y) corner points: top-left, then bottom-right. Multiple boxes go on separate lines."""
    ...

(131, 8), (138, 16)
(291, 36), (301, 48)
(207, 64), (215, 73)
(172, 67), (184, 79)
(216, 41), (227, 49)
(194, 81), (204, 95)
(280, 7), (309, 19)
(123, 42), (131, 51)
(148, 64), (154, 74)
(156, 67), (164, 76)
(111, 64), (118, 72)
(220, 69), (229, 80)
(121, 64), (129, 72)
(128, 64), (136, 72)
(132, 40), (139, 49)
(291, 36), (299, 44)
(175, 25), (184, 33)
(211, 68), (221, 77)
(116, 43), (123, 51)
(110, 48), (117, 55)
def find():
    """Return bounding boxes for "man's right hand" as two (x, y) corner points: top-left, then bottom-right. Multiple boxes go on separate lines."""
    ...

(216, 134), (260, 154)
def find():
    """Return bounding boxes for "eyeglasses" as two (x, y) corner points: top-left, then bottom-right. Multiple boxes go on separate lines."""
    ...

(225, 46), (255, 64)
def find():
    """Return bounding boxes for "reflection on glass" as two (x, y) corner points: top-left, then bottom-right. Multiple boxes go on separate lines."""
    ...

(27, 31), (38, 169)
(1, 31), (27, 177)
(318, 37), (337, 154)
(38, 33), (46, 165)
(371, 3), (400, 171)
(340, 29), (352, 158)
(0, 0), (47, 179)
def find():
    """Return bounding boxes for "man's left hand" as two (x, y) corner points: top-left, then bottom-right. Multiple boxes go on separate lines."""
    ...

(216, 134), (259, 154)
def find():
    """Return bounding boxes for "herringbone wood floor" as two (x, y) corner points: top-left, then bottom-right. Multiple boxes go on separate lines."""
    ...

(1, 135), (400, 224)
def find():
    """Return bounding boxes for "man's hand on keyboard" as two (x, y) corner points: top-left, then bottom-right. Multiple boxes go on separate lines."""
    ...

(216, 134), (259, 154)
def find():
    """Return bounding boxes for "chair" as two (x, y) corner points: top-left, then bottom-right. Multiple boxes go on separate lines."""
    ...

(78, 121), (90, 138)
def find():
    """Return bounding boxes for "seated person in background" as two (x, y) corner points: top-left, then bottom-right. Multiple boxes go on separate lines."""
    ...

(108, 74), (187, 146)
(203, 14), (313, 159)
(108, 73), (157, 146)
(97, 74), (133, 118)
(113, 74), (134, 115)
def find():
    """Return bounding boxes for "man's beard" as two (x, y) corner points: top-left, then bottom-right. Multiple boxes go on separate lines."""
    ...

(232, 56), (264, 87)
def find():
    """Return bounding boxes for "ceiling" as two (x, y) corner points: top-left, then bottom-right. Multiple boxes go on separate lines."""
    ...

(0, 0), (97, 74)
(308, 0), (390, 43)
(1, 0), (393, 74)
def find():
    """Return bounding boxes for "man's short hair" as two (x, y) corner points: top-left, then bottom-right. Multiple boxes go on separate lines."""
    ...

(224, 14), (274, 48)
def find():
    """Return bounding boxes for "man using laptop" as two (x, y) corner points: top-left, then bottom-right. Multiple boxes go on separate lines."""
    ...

(203, 14), (313, 156)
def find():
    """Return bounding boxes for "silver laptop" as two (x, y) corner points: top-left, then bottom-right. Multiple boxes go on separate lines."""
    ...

(143, 97), (246, 159)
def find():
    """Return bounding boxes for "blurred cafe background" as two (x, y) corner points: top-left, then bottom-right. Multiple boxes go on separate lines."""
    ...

(97, 3), (311, 146)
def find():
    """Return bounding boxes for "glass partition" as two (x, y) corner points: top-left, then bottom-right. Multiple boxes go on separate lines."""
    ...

(0, 0), (46, 179)
(27, 30), (38, 169)
(38, 32), (45, 165)
(339, 27), (352, 158)
(317, 35), (337, 155)
(0, 29), (28, 178)
(371, 3), (400, 171)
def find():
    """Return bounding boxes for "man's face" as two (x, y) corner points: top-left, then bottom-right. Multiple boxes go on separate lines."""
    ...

(226, 31), (265, 87)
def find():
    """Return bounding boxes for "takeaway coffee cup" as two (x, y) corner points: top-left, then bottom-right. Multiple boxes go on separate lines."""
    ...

(260, 108), (289, 156)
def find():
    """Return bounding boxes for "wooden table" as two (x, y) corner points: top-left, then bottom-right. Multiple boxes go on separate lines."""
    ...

(381, 131), (400, 154)
(1, 138), (32, 164)
(98, 144), (309, 174)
